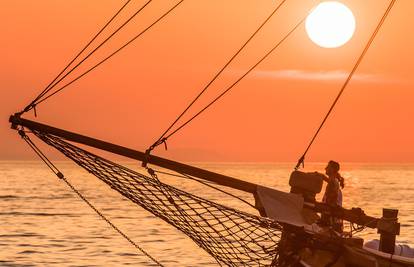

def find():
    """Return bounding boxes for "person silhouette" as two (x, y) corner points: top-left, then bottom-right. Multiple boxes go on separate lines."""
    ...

(320, 160), (345, 232)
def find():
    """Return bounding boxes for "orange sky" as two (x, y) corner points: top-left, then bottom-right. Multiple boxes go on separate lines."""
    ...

(1, 0), (413, 163)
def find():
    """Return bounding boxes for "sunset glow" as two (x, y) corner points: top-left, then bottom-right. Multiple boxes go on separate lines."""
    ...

(1, 1), (413, 162)
(305, 1), (356, 48)
(2, 2), (414, 265)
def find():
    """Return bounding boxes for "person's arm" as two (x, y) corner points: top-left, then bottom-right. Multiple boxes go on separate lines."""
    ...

(315, 171), (329, 182)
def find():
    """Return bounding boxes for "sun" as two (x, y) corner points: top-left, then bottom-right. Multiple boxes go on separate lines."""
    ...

(305, 1), (356, 48)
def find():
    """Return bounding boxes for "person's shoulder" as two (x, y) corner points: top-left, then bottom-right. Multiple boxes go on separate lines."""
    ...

(315, 171), (329, 181)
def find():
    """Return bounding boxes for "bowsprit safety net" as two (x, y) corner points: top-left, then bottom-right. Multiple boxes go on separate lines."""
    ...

(31, 129), (283, 266)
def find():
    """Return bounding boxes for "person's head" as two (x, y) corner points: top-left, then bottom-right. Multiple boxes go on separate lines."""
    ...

(325, 160), (340, 176)
(325, 160), (344, 188)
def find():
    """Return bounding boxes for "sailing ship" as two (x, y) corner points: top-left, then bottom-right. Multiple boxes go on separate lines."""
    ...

(8, 1), (414, 266)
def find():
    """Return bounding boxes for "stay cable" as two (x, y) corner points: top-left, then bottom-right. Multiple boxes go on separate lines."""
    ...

(34, 0), (184, 109)
(24, 0), (133, 114)
(151, 0), (289, 149)
(294, 0), (398, 170)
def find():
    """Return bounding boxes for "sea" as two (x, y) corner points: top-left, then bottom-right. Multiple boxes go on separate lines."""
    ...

(1, 161), (413, 266)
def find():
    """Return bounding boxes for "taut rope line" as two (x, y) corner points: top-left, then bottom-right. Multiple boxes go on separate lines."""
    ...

(23, 0), (134, 114)
(162, 12), (310, 143)
(148, 1), (322, 148)
(294, 0), (397, 170)
(22, 0), (185, 113)
(150, 0), (289, 150)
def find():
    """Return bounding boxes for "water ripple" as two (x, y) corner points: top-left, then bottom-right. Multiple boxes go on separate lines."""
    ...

(0, 260), (35, 267)
(0, 233), (44, 238)
(0, 195), (20, 199)
(18, 250), (44, 254)
(1, 162), (413, 266)
(0, 212), (80, 217)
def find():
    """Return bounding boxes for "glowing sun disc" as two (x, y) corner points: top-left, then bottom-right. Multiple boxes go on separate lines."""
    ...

(305, 1), (356, 48)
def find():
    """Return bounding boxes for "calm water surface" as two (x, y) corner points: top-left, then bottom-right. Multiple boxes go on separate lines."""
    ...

(1, 161), (413, 266)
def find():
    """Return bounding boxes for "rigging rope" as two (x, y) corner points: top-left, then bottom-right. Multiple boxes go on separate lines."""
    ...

(23, 0), (133, 114)
(24, 0), (152, 114)
(18, 129), (164, 266)
(23, 0), (184, 113)
(62, 176), (164, 267)
(150, 0), (288, 151)
(161, 13), (308, 143)
(294, 0), (397, 170)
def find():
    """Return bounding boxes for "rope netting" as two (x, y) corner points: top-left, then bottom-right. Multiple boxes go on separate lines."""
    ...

(31, 130), (283, 266)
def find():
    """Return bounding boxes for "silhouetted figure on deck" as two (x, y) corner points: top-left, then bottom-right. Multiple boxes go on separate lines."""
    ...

(320, 160), (345, 232)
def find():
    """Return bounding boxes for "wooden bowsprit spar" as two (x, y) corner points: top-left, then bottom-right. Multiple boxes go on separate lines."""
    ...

(9, 114), (386, 231)
(10, 114), (257, 193)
